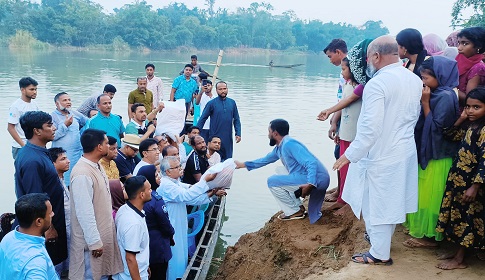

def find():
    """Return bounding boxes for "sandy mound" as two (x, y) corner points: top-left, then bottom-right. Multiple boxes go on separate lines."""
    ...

(214, 207), (485, 280)
(213, 208), (368, 280)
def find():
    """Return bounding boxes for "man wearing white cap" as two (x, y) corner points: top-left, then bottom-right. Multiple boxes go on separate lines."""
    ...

(113, 134), (142, 183)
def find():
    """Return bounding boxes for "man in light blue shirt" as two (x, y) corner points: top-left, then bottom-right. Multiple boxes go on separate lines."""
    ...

(87, 94), (125, 147)
(0, 193), (59, 280)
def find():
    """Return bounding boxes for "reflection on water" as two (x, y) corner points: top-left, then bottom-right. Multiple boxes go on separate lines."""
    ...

(0, 47), (339, 251)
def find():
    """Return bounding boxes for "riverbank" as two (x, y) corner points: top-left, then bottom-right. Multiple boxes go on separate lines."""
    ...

(213, 204), (485, 280)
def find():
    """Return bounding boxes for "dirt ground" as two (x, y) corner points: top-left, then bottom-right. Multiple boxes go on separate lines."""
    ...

(213, 206), (485, 280)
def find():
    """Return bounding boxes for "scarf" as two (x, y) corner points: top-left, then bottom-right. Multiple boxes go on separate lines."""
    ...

(137, 165), (159, 190)
(109, 179), (125, 211)
(347, 39), (374, 85)
(456, 53), (485, 76)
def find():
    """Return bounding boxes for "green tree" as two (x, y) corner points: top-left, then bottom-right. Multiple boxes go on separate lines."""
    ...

(451, 0), (485, 27)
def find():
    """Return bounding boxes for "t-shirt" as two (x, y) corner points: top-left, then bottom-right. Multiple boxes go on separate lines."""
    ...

(128, 89), (153, 113)
(339, 82), (362, 142)
(114, 202), (150, 280)
(183, 151), (209, 185)
(133, 160), (150, 176)
(199, 93), (216, 130)
(208, 151), (221, 167)
(114, 150), (141, 179)
(8, 98), (39, 148)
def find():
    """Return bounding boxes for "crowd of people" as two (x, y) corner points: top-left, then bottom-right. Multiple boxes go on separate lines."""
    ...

(1, 25), (485, 279)
(0, 56), (240, 280)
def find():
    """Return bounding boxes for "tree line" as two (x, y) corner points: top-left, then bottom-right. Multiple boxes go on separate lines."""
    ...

(1, 0), (480, 51)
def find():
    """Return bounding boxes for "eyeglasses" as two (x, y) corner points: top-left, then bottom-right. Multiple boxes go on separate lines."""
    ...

(129, 146), (139, 153)
(169, 165), (182, 170)
(146, 148), (160, 152)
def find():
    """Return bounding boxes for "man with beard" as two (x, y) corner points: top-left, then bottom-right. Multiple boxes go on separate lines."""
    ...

(14, 111), (68, 266)
(69, 129), (123, 279)
(207, 136), (221, 167)
(333, 35), (422, 265)
(125, 103), (159, 140)
(235, 119), (329, 223)
(99, 136), (120, 180)
(51, 92), (89, 186)
(0, 193), (59, 279)
(183, 135), (210, 185)
(197, 81), (241, 161)
(128, 77), (153, 120)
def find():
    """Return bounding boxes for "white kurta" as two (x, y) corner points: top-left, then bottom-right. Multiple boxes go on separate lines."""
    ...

(342, 62), (422, 226)
(157, 177), (213, 280)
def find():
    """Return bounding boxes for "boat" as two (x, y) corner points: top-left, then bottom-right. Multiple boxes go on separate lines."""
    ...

(182, 196), (226, 280)
(268, 63), (304, 68)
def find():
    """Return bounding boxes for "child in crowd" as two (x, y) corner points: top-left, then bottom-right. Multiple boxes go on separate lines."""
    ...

(436, 87), (485, 270)
(403, 56), (460, 248)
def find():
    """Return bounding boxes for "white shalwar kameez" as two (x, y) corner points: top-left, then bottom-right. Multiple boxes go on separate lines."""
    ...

(342, 62), (422, 260)
(157, 177), (214, 280)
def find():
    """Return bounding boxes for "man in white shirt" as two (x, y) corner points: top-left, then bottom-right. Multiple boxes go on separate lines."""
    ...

(195, 79), (215, 142)
(114, 176), (152, 280)
(133, 138), (160, 175)
(334, 35), (422, 265)
(7, 77), (39, 159)
(207, 136), (221, 167)
(146, 63), (163, 108)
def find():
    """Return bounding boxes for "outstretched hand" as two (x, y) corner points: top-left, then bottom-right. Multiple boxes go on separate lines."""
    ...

(234, 160), (246, 169)
(317, 109), (331, 121)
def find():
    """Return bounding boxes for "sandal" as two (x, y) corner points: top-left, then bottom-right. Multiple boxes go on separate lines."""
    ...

(351, 251), (393, 265)
(277, 211), (306, 221)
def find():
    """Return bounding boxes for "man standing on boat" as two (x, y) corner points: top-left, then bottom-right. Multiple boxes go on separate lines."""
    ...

(170, 64), (198, 119)
(146, 63), (163, 108)
(87, 94), (125, 147)
(235, 119), (329, 223)
(197, 81), (241, 161)
(333, 36), (421, 265)
(128, 77), (153, 121)
(183, 135), (210, 184)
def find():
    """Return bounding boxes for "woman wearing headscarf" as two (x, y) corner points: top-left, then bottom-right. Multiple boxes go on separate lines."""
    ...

(455, 27), (485, 108)
(139, 164), (175, 280)
(402, 56), (460, 248)
(397, 28), (428, 77)
(109, 179), (126, 219)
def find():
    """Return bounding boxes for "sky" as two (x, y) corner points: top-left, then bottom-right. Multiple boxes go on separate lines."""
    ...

(93, 0), (466, 38)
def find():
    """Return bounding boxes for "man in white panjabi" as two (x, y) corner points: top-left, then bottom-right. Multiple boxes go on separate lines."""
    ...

(334, 35), (422, 265)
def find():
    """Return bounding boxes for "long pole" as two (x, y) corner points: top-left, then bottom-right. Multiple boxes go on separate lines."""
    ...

(211, 50), (224, 83)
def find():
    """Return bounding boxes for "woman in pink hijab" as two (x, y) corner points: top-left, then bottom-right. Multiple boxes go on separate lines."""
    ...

(423, 33), (448, 56)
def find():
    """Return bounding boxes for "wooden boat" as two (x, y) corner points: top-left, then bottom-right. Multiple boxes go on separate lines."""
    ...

(269, 63), (304, 68)
(182, 196), (226, 280)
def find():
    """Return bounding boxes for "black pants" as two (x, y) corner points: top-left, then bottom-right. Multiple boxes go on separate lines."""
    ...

(149, 262), (168, 280)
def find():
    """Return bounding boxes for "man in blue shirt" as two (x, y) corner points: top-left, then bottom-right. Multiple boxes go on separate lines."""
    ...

(170, 64), (198, 118)
(87, 94), (125, 147)
(0, 193), (59, 280)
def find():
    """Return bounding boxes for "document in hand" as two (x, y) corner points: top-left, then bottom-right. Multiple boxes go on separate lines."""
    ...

(155, 99), (186, 137)
(201, 158), (236, 189)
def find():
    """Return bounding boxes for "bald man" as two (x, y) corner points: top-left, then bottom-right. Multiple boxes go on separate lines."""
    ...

(334, 35), (422, 265)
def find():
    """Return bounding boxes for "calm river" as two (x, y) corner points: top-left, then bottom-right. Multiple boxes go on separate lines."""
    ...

(0, 48), (339, 248)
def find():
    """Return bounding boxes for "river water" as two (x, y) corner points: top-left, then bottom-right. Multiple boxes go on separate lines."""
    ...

(0, 48), (339, 248)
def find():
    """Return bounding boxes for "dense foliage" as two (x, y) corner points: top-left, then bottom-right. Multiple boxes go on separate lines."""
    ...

(0, 0), (390, 51)
(452, 0), (485, 27)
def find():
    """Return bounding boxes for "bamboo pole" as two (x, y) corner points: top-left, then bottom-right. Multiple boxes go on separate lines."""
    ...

(211, 50), (224, 83)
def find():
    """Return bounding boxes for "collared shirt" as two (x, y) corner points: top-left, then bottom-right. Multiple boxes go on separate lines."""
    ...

(128, 89), (153, 113)
(8, 98), (39, 148)
(113, 149), (140, 179)
(99, 157), (120, 180)
(147, 75), (163, 107)
(125, 120), (153, 138)
(87, 113), (125, 147)
(0, 227), (59, 280)
(114, 202), (150, 280)
(171, 75), (198, 103)
(77, 93), (99, 117)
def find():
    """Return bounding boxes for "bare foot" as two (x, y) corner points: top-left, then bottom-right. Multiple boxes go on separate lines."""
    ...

(325, 191), (338, 202)
(324, 201), (346, 211)
(437, 251), (456, 260)
(333, 204), (351, 216)
(436, 259), (467, 270)
(402, 238), (438, 248)
(326, 188), (338, 194)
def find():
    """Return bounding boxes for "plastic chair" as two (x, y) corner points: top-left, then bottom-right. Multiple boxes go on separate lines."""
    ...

(187, 210), (205, 257)
(189, 203), (209, 214)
